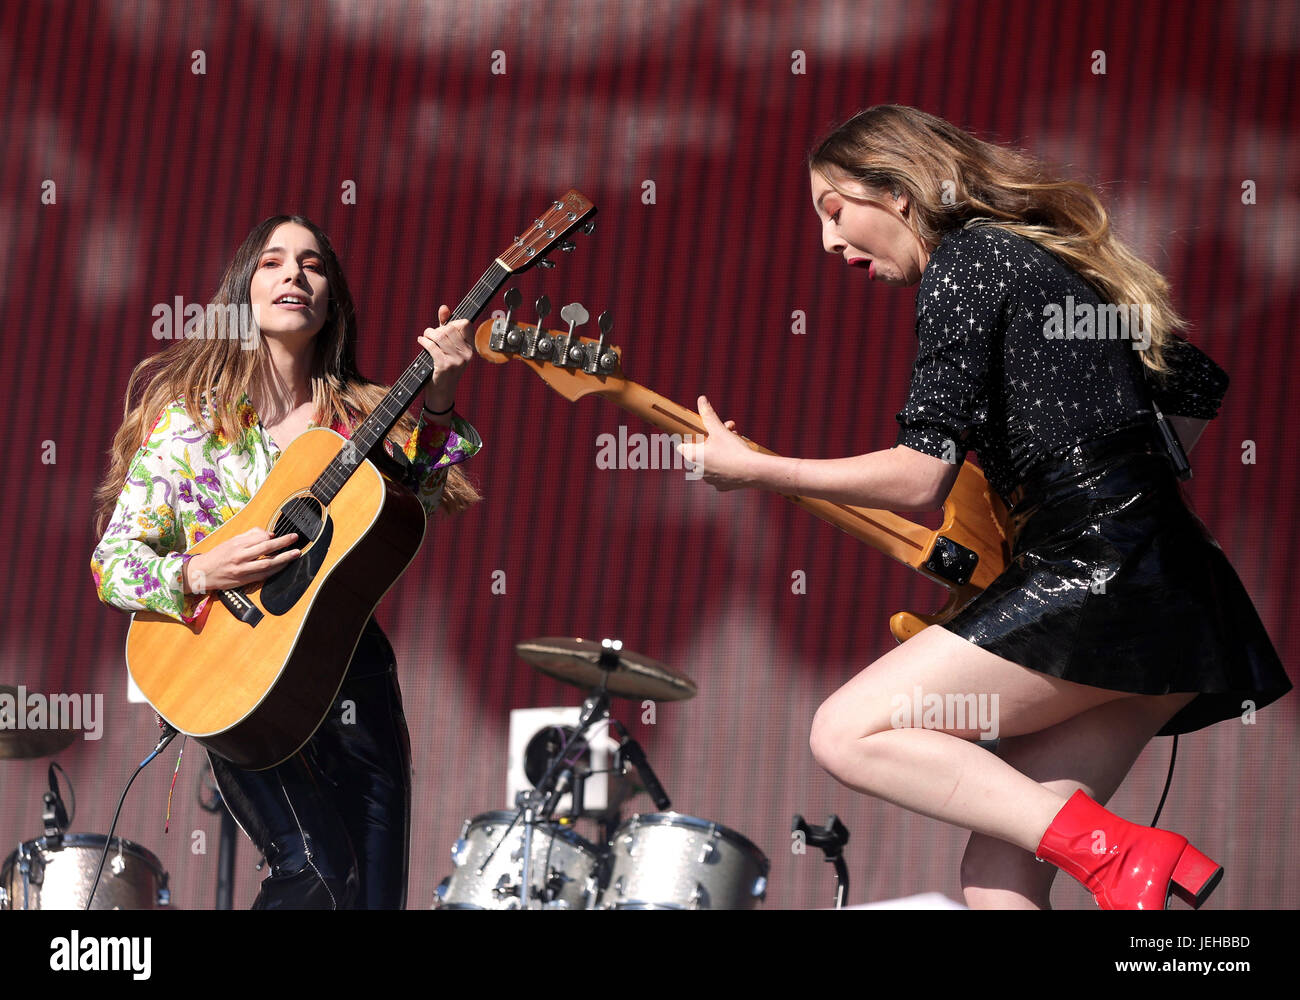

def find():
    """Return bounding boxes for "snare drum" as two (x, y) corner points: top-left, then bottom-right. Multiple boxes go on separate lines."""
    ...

(599, 812), (769, 910)
(433, 811), (603, 910)
(0, 834), (171, 910)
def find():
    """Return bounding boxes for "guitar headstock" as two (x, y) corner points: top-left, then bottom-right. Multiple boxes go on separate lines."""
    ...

(495, 190), (597, 274)
(474, 302), (626, 401)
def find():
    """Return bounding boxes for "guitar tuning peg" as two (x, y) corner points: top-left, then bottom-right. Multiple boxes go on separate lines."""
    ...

(581, 220), (596, 235)
(560, 302), (589, 366)
(557, 239), (576, 253)
(503, 288), (522, 330)
(537, 256), (556, 269)
(501, 288), (524, 350)
(595, 310), (615, 371)
(534, 295), (553, 356)
(560, 302), (589, 327)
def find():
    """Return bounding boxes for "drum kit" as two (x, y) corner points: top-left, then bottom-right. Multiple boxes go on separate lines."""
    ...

(0, 685), (171, 910)
(433, 637), (773, 910)
(4, 638), (843, 911)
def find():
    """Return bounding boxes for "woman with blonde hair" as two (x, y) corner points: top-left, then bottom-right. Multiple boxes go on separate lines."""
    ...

(683, 105), (1289, 909)
(91, 214), (482, 908)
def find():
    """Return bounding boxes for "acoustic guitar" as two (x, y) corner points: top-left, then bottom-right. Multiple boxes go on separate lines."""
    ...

(126, 191), (597, 770)
(474, 308), (1012, 642)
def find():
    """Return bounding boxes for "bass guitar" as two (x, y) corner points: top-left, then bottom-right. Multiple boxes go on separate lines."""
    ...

(126, 191), (597, 770)
(473, 304), (1011, 643)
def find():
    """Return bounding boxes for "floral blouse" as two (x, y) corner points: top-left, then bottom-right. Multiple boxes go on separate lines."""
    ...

(91, 389), (481, 626)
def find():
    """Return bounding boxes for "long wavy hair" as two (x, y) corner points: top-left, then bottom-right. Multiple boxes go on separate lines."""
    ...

(808, 104), (1189, 375)
(93, 214), (480, 536)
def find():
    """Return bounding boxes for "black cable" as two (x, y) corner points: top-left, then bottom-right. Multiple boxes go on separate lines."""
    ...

(84, 724), (179, 910)
(1149, 734), (1178, 828)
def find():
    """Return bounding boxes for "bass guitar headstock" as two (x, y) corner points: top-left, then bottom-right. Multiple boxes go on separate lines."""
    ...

(474, 289), (625, 401)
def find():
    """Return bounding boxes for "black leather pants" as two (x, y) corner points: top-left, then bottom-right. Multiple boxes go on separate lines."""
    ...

(208, 617), (412, 909)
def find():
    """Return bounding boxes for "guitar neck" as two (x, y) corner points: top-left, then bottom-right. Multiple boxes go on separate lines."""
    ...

(590, 379), (936, 569)
(345, 263), (510, 471)
(308, 189), (596, 505)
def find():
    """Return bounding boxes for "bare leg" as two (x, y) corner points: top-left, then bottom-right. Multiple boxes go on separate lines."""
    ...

(808, 625), (1190, 854)
(960, 692), (1195, 909)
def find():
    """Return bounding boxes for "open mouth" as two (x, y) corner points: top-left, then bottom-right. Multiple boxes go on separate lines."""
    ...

(273, 295), (310, 310)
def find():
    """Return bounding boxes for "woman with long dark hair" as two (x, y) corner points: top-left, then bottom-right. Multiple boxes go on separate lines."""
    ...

(91, 215), (482, 908)
(682, 105), (1290, 909)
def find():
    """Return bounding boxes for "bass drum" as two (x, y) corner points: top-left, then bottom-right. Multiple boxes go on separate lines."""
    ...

(433, 811), (602, 910)
(0, 834), (171, 910)
(599, 812), (769, 910)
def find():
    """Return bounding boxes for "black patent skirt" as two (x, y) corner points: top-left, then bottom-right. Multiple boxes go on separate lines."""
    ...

(942, 423), (1291, 736)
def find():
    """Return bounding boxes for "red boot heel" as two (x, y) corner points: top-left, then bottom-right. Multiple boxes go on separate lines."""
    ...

(1170, 843), (1224, 909)
(1035, 789), (1225, 910)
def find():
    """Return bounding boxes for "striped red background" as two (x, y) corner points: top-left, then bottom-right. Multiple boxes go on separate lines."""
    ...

(1, 0), (1295, 909)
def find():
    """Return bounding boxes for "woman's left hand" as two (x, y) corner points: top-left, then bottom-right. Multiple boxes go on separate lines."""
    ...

(677, 395), (760, 492)
(419, 304), (474, 413)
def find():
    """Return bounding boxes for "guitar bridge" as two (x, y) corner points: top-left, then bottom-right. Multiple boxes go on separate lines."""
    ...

(217, 588), (264, 625)
(924, 535), (978, 586)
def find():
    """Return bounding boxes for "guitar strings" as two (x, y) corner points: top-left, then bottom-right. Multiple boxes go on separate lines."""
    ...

(260, 210), (584, 552)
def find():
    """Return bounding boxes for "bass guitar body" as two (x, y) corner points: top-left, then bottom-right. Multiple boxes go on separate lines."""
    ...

(126, 429), (425, 770)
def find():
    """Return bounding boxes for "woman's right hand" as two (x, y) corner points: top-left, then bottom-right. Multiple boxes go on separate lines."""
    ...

(182, 528), (301, 594)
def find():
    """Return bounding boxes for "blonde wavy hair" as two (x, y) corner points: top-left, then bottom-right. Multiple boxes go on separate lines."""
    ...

(93, 214), (481, 537)
(808, 105), (1189, 375)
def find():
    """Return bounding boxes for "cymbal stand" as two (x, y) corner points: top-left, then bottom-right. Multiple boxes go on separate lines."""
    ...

(479, 683), (612, 908)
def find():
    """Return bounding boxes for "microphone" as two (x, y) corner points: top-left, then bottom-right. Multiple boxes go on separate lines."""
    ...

(617, 737), (671, 811)
(540, 767), (574, 819)
(43, 763), (71, 843)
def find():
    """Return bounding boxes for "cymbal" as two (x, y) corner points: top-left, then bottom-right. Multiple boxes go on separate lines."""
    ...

(515, 638), (697, 702)
(0, 685), (79, 759)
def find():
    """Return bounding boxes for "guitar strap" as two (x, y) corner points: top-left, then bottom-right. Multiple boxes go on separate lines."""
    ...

(1137, 357), (1192, 481)
(1150, 399), (1192, 481)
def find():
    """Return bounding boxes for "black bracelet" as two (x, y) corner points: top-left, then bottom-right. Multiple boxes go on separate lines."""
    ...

(422, 400), (455, 416)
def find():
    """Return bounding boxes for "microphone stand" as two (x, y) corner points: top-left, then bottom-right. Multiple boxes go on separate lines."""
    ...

(480, 684), (611, 908)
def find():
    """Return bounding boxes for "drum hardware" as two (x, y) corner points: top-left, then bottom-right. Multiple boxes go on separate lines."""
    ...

(482, 637), (666, 908)
(1, 762), (171, 910)
(437, 635), (776, 910)
(436, 635), (774, 909)
(434, 811), (602, 910)
(435, 679), (615, 907)
(516, 682), (612, 907)
(435, 636), (684, 909)
(510, 707), (632, 821)
(792, 814), (850, 908)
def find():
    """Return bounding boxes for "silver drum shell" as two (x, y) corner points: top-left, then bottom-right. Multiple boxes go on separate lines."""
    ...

(600, 812), (769, 910)
(0, 834), (171, 910)
(434, 810), (601, 910)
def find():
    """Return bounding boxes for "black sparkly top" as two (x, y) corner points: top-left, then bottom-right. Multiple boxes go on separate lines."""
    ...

(894, 225), (1229, 502)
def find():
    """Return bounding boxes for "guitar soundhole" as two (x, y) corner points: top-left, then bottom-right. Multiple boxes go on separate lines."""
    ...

(271, 496), (325, 547)
(261, 496), (332, 616)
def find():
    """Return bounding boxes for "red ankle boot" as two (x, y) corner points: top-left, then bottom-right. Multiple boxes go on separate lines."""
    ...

(1035, 790), (1224, 910)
